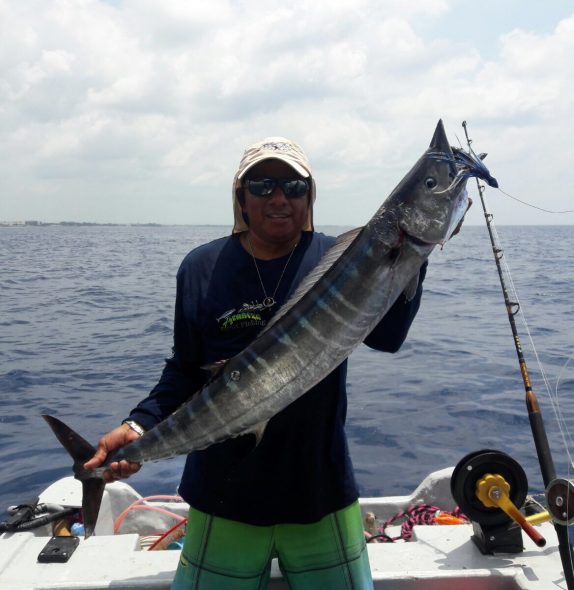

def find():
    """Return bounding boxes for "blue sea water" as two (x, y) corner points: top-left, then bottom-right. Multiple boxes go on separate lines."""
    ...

(0, 224), (573, 517)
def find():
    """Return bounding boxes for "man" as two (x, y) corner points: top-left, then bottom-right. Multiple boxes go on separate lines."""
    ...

(85, 137), (427, 589)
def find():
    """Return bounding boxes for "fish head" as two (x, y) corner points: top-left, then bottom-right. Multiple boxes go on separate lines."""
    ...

(389, 120), (476, 247)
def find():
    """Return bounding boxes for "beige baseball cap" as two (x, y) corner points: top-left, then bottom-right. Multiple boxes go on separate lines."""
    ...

(232, 137), (316, 233)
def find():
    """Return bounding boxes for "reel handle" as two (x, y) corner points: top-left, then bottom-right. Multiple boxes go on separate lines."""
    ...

(477, 474), (546, 548)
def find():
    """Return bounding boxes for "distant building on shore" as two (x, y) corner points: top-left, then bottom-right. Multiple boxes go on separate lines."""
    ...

(0, 220), (50, 227)
(0, 220), (25, 226)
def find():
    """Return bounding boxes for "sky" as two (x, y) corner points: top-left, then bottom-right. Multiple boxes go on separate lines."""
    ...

(1, 0), (574, 226)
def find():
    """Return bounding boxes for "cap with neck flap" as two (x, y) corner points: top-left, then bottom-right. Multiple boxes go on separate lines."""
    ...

(232, 137), (316, 233)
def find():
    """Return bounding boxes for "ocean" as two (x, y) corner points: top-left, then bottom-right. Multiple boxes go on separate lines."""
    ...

(1, 224), (573, 517)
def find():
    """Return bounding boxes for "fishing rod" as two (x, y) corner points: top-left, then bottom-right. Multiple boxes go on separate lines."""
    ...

(461, 120), (574, 589)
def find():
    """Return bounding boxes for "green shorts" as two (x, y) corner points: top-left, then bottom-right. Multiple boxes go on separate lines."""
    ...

(171, 501), (373, 590)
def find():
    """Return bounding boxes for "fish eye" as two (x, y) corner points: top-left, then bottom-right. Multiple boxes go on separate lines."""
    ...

(425, 177), (437, 189)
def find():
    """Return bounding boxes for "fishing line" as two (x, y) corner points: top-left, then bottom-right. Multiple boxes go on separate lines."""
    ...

(479, 189), (574, 581)
(454, 131), (573, 214)
(485, 210), (574, 468)
(555, 353), (574, 463)
(462, 120), (574, 585)
(556, 355), (573, 401)
(493, 231), (573, 459)
(495, 188), (574, 214)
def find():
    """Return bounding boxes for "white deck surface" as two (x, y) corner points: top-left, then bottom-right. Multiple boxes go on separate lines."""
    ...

(0, 522), (566, 589)
(0, 472), (568, 589)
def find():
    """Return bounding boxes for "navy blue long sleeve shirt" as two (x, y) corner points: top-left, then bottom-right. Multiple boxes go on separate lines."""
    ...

(127, 231), (425, 525)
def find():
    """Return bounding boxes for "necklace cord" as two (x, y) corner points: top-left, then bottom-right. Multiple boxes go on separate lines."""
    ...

(246, 233), (299, 308)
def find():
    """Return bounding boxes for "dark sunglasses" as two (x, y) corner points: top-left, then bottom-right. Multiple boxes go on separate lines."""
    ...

(243, 178), (309, 199)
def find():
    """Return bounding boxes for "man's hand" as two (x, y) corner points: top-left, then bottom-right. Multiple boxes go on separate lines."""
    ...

(84, 423), (142, 483)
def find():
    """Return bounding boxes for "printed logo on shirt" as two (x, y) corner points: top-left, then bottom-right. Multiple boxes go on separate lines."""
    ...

(216, 301), (269, 332)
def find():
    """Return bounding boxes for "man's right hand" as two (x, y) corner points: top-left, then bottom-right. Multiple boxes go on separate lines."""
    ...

(83, 423), (142, 483)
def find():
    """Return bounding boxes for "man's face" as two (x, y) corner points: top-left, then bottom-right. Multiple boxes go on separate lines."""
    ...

(241, 159), (311, 246)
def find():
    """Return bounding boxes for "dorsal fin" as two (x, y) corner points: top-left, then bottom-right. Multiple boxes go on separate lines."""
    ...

(201, 359), (229, 377)
(261, 227), (363, 334)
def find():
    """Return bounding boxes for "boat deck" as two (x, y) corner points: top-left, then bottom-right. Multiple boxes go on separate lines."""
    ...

(1, 523), (564, 589)
(0, 470), (566, 589)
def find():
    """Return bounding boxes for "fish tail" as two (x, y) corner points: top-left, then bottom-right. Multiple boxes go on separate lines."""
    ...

(42, 414), (105, 538)
(78, 478), (106, 538)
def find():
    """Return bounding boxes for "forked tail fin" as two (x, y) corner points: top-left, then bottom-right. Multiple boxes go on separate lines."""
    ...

(42, 415), (106, 538)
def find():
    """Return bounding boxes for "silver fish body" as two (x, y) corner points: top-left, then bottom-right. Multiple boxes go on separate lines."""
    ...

(114, 229), (426, 464)
(108, 120), (476, 464)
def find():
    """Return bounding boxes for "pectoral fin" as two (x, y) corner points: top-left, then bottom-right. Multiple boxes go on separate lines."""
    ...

(403, 273), (419, 301)
(248, 421), (269, 446)
(201, 360), (229, 377)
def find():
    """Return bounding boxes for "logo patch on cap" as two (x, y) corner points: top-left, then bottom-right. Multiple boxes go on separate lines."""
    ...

(261, 142), (297, 153)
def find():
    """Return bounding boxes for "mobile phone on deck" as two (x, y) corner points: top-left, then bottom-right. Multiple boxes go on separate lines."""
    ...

(37, 535), (79, 563)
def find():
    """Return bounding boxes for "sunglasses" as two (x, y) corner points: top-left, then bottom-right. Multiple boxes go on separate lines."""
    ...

(243, 178), (309, 199)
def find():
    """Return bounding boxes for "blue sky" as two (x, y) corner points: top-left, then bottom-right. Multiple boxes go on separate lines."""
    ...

(1, 0), (573, 226)
(431, 0), (574, 57)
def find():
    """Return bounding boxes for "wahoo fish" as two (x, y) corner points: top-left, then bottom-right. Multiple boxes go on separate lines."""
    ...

(44, 120), (497, 537)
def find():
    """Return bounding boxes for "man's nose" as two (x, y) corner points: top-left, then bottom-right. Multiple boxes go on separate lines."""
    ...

(268, 185), (289, 203)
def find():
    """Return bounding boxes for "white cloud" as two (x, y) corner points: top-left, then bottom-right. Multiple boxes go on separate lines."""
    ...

(1, 0), (573, 225)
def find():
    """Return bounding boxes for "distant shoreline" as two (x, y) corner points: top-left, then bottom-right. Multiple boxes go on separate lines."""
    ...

(0, 221), (223, 228)
(0, 221), (570, 228)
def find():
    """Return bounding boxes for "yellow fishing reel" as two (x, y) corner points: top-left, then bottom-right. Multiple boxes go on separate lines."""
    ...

(451, 450), (546, 553)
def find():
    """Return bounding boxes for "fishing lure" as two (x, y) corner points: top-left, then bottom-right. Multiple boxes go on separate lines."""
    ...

(428, 143), (498, 191)
(451, 145), (499, 188)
